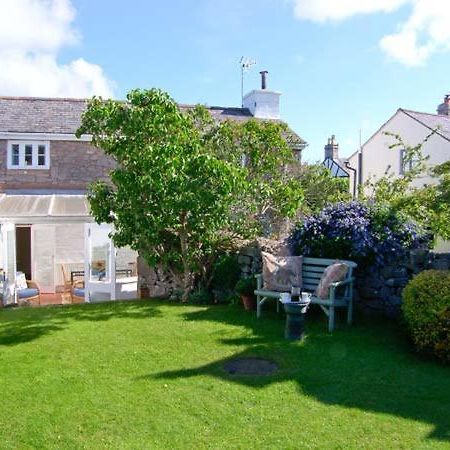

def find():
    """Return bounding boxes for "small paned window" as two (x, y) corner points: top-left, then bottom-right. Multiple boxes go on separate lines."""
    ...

(38, 145), (46, 166)
(25, 145), (33, 166)
(11, 144), (20, 166)
(7, 141), (50, 169)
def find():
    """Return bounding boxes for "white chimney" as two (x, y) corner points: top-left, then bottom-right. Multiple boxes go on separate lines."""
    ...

(242, 70), (281, 120)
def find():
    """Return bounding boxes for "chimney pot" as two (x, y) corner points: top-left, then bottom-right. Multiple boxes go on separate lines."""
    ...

(324, 135), (339, 160)
(259, 70), (268, 90)
(437, 94), (450, 116)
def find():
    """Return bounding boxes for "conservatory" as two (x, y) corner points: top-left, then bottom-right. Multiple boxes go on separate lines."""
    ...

(0, 194), (138, 305)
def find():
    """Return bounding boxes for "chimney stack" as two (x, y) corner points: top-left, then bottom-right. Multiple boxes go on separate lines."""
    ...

(324, 135), (339, 160)
(242, 69), (281, 119)
(260, 70), (268, 90)
(437, 94), (450, 116)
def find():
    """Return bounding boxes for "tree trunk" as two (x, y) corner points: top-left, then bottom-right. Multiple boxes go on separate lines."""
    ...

(179, 215), (193, 302)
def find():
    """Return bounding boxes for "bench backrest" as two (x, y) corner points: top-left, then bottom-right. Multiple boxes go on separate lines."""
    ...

(302, 257), (357, 292)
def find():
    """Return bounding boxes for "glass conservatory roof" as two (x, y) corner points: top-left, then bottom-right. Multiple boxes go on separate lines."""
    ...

(0, 194), (91, 222)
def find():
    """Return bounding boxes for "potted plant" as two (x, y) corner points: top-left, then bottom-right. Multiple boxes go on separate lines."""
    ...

(235, 277), (257, 310)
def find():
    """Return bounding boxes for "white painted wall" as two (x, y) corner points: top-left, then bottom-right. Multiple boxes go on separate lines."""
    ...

(243, 89), (281, 120)
(347, 110), (450, 190)
(346, 110), (450, 251)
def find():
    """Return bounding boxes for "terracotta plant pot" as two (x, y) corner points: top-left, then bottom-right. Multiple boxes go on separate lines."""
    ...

(241, 294), (256, 311)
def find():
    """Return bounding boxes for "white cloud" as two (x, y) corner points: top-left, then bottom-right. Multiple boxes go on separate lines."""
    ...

(290, 0), (450, 66)
(380, 0), (450, 66)
(0, 0), (114, 97)
(291, 0), (409, 23)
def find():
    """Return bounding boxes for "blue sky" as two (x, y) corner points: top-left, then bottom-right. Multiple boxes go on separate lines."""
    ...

(1, 0), (449, 162)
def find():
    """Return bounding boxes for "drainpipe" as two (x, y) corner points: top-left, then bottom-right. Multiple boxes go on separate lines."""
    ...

(344, 161), (357, 199)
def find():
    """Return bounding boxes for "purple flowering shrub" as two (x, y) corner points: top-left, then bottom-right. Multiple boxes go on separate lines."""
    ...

(289, 202), (429, 267)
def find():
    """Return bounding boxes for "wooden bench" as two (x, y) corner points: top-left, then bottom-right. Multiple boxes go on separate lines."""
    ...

(254, 257), (357, 332)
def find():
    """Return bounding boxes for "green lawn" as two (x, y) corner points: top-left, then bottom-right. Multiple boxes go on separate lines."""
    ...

(0, 300), (449, 449)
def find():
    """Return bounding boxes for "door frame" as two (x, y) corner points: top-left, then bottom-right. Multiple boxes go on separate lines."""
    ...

(1, 222), (17, 305)
(84, 223), (116, 302)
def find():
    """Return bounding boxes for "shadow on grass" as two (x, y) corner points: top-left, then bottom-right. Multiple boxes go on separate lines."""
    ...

(148, 304), (450, 442)
(0, 300), (162, 347)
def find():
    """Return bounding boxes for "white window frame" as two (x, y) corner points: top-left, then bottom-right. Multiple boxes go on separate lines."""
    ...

(7, 141), (50, 170)
(399, 148), (419, 176)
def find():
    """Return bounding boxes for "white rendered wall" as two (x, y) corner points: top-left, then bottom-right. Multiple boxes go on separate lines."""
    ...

(357, 111), (450, 189)
(243, 90), (281, 120)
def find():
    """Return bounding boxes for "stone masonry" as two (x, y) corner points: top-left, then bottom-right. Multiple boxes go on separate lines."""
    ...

(0, 139), (114, 191)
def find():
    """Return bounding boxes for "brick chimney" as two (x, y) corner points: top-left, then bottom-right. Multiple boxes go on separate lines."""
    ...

(242, 70), (281, 119)
(437, 94), (450, 116)
(324, 135), (339, 160)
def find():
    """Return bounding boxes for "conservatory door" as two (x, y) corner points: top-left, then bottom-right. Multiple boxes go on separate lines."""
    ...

(31, 224), (56, 293)
(85, 223), (116, 302)
(1, 223), (17, 305)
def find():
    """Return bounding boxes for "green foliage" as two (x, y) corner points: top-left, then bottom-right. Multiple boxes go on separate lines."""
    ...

(202, 115), (306, 234)
(235, 276), (257, 296)
(188, 288), (213, 305)
(296, 164), (352, 214)
(402, 270), (450, 363)
(210, 254), (241, 292)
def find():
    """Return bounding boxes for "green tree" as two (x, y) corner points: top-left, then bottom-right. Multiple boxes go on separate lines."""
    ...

(295, 164), (351, 214)
(77, 88), (306, 300)
(77, 89), (244, 301)
(199, 114), (306, 235)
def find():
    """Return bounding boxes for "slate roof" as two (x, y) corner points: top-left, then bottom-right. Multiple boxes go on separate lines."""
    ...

(0, 96), (306, 147)
(400, 109), (450, 142)
(0, 96), (88, 134)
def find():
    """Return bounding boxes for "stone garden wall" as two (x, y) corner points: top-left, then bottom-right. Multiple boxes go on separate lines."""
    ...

(355, 250), (450, 318)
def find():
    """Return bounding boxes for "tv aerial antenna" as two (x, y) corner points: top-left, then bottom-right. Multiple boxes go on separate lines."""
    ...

(239, 56), (256, 107)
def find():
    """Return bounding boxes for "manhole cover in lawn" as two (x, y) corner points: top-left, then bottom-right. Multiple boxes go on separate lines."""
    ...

(223, 358), (278, 376)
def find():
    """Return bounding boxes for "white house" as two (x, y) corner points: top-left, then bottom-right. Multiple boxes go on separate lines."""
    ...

(346, 96), (450, 190)
(345, 95), (450, 252)
(0, 74), (306, 305)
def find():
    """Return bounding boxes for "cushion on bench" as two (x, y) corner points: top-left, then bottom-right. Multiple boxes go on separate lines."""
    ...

(262, 252), (303, 292)
(17, 288), (39, 299)
(73, 288), (85, 297)
(315, 262), (349, 299)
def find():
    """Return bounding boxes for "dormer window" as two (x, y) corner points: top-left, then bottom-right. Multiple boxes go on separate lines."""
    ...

(7, 141), (50, 169)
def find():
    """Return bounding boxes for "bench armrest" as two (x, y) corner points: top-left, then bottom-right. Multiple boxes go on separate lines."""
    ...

(255, 273), (263, 290)
(330, 277), (355, 289)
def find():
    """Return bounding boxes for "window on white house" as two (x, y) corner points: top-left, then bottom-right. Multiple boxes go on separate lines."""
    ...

(7, 141), (50, 169)
(400, 148), (419, 175)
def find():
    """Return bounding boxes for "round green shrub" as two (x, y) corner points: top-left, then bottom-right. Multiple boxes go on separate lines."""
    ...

(402, 270), (450, 363)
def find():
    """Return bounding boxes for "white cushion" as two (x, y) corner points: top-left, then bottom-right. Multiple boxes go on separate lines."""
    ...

(16, 272), (28, 290)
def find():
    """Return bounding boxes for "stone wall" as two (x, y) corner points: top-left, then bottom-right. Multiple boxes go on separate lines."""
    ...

(0, 139), (114, 191)
(236, 242), (450, 319)
(137, 257), (181, 299)
(356, 250), (450, 318)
